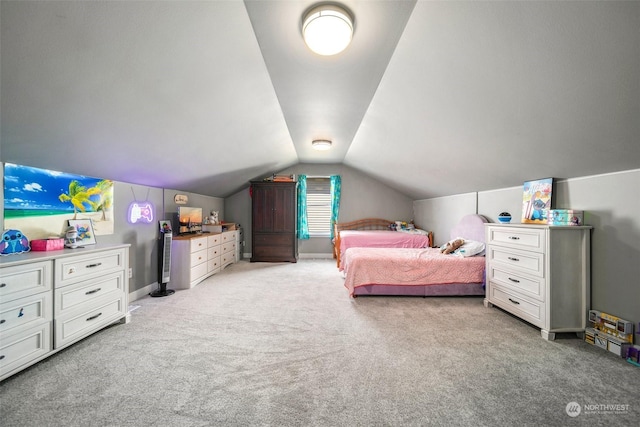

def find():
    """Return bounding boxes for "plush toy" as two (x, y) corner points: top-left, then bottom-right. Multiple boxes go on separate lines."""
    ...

(440, 238), (464, 255)
(1, 229), (31, 256)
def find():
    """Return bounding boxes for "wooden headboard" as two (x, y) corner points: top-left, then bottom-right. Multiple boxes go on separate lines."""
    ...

(333, 218), (393, 265)
(334, 218), (393, 234)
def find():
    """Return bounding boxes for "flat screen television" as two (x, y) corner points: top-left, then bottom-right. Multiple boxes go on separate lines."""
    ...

(177, 206), (203, 232)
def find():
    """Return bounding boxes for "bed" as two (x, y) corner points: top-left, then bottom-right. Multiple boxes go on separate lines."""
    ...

(333, 218), (432, 269)
(342, 214), (488, 297)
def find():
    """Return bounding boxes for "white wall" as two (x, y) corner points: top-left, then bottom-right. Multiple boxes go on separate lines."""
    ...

(163, 188), (224, 229)
(413, 193), (477, 246)
(414, 169), (640, 330)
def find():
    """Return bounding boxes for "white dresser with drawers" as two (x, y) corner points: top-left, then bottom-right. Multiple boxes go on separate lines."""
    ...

(0, 244), (129, 381)
(484, 223), (591, 340)
(170, 230), (237, 289)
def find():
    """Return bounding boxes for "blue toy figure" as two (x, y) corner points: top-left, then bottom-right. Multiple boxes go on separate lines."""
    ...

(0, 229), (31, 255)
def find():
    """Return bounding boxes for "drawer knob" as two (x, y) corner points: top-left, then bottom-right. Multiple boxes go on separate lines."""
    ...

(86, 262), (102, 268)
(508, 277), (521, 283)
(508, 257), (520, 262)
(86, 312), (103, 322)
(85, 288), (102, 295)
(0, 319), (5, 324)
(0, 283), (6, 288)
(0, 355), (4, 360)
(508, 298), (520, 305)
(508, 236), (520, 240)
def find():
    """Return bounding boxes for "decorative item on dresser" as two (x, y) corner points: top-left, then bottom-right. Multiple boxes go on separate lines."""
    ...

(484, 223), (592, 340)
(0, 244), (130, 381)
(169, 227), (237, 290)
(250, 180), (298, 263)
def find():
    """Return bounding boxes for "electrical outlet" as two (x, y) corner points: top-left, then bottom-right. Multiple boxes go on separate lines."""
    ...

(128, 268), (133, 278)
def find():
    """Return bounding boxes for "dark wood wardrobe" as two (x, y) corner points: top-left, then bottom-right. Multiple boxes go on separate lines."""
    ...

(250, 181), (298, 262)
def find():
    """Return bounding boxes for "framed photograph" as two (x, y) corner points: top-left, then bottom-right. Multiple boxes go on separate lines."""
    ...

(522, 178), (554, 224)
(68, 219), (97, 245)
(159, 220), (172, 233)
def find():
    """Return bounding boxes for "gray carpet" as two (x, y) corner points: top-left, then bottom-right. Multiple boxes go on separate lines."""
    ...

(1, 259), (638, 426)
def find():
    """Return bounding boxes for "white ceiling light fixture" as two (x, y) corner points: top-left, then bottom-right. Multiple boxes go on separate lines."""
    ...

(302, 4), (354, 56)
(312, 139), (332, 150)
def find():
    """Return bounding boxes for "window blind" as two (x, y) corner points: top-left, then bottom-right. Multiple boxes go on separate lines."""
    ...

(306, 177), (331, 237)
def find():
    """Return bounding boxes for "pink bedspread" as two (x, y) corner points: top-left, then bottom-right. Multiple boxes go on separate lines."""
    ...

(338, 230), (431, 270)
(343, 247), (485, 297)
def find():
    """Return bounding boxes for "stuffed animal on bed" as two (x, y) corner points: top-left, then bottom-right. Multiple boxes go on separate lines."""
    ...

(440, 238), (464, 255)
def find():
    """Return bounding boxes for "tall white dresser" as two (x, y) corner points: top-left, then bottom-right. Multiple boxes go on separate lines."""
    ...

(484, 223), (591, 340)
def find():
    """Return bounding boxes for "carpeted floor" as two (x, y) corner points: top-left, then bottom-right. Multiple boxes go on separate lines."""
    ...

(1, 259), (638, 426)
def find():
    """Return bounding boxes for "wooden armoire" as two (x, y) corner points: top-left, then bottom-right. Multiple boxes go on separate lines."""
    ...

(250, 181), (298, 262)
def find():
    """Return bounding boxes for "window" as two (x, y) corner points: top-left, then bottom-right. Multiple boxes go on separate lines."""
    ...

(306, 177), (331, 237)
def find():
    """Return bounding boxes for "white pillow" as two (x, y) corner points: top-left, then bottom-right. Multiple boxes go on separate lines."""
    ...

(453, 240), (485, 257)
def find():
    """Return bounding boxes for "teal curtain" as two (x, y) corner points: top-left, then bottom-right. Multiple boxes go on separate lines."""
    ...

(297, 175), (310, 239)
(330, 175), (341, 240)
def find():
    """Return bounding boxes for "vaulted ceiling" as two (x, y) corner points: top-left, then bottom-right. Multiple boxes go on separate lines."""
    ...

(2, 1), (639, 199)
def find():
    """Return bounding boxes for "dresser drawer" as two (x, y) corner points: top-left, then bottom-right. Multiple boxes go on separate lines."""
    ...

(55, 295), (126, 348)
(489, 285), (545, 328)
(0, 322), (51, 378)
(221, 231), (236, 243)
(253, 233), (294, 247)
(487, 227), (546, 253)
(207, 246), (220, 259)
(221, 241), (235, 255)
(221, 252), (236, 267)
(207, 234), (221, 246)
(190, 261), (209, 283)
(55, 272), (125, 316)
(190, 249), (207, 267)
(487, 246), (544, 277)
(0, 261), (52, 302)
(189, 237), (208, 253)
(55, 249), (127, 286)
(0, 292), (52, 334)
(488, 265), (545, 301)
(208, 257), (221, 274)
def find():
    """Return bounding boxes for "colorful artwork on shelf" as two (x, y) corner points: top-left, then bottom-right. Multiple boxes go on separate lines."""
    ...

(521, 178), (554, 224)
(3, 163), (114, 239)
(68, 219), (97, 245)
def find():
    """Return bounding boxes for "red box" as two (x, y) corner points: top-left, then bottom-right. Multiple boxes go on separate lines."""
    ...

(31, 238), (64, 251)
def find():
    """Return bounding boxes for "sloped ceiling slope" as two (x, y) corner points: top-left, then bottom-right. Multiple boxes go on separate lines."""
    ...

(1, 1), (639, 200)
(1, 1), (297, 197)
(346, 1), (640, 199)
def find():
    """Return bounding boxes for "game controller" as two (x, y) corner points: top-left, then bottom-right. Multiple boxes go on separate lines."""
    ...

(128, 202), (154, 224)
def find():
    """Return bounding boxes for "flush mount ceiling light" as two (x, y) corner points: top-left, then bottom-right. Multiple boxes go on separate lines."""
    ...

(302, 4), (354, 56)
(312, 139), (332, 150)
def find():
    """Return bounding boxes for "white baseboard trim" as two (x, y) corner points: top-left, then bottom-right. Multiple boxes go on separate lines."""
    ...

(298, 253), (334, 259)
(130, 282), (157, 302)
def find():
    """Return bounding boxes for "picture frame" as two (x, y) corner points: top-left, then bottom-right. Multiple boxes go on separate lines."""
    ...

(521, 178), (554, 224)
(159, 220), (172, 233)
(68, 219), (97, 245)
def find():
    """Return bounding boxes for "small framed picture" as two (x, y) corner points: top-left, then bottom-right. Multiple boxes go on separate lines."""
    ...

(159, 220), (172, 233)
(68, 219), (97, 245)
(522, 178), (554, 224)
